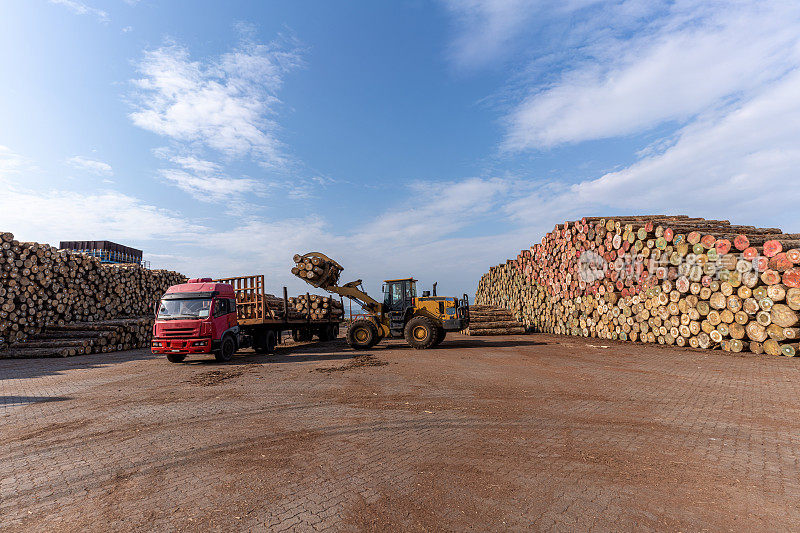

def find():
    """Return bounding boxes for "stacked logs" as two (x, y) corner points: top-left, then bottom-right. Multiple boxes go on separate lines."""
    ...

(1, 317), (156, 358)
(465, 304), (526, 336)
(288, 294), (344, 320)
(261, 293), (304, 321)
(292, 254), (343, 288)
(0, 231), (184, 352)
(476, 215), (800, 356)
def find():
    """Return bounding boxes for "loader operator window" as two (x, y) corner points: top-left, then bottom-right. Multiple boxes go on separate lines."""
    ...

(384, 282), (404, 310)
(407, 281), (416, 298)
(158, 298), (211, 319)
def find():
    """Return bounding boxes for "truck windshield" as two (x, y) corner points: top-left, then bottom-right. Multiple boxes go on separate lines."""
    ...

(158, 298), (211, 319)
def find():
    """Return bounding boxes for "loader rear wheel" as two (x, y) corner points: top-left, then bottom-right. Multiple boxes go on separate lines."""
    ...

(404, 316), (437, 350)
(347, 320), (379, 350)
(433, 327), (446, 346)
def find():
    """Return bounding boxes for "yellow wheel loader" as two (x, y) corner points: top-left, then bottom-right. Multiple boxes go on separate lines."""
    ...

(292, 252), (470, 350)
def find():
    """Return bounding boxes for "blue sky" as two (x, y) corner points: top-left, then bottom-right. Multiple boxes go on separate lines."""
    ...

(2, 0), (800, 299)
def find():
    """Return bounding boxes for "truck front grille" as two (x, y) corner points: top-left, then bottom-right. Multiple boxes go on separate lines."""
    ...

(162, 328), (197, 337)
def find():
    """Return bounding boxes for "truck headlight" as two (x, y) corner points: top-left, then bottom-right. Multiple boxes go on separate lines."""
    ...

(193, 340), (208, 346)
(152, 341), (162, 347)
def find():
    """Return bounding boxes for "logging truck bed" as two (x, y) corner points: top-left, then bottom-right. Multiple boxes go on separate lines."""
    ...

(2, 333), (800, 530)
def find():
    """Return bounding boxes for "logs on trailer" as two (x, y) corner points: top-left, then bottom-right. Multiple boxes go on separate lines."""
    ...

(0, 231), (185, 355)
(291, 254), (343, 288)
(288, 294), (344, 320)
(475, 215), (800, 356)
(465, 304), (526, 336)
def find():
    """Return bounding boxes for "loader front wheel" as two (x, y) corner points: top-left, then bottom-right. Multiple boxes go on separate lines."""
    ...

(347, 320), (379, 350)
(404, 316), (437, 350)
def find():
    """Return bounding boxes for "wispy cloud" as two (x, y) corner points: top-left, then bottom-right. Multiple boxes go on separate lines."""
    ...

(443, 1), (800, 229)
(66, 155), (113, 176)
(0, 184), (203, 247)
(153, 149), (263, 202)
(49, 0), (109, 23)
(0, 146), (31, 177)
(158, 169), (262, 203)
(443, 0), (611, 69)
(500, 1), (800, 149)
(129, 35), (303, 166)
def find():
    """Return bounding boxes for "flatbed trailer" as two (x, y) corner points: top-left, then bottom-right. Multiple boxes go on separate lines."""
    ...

(216, 275), (342, 349)
(152, 275), (342, 362)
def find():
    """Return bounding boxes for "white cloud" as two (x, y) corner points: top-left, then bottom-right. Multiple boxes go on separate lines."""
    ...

(0, 152), (520, 296)
(49, 0), (109, 23)
(158, 168), (262, 202)
(0, 184), (203, 248)
(502, 1), (800, 149)
(66, 155), (114, 176)
(173, 178), (522, 296)
(129, 36), (302, 166)
(443, 0), (658, 70)
(155, 148), (222, 174)
(506, 67), (800, 232)
(442, 0), (800, 264)
(355, 177), (510, 246)
(0, 146), (30, 176)
(152, 150), (262, 202)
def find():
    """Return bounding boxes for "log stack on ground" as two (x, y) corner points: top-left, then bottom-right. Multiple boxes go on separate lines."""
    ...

(1, 317), (156, 358)
(288, 294), (344, 320)
(0, 231), (185, 356)
(476, 215), (800, 356)
(465, 304), (526, 336)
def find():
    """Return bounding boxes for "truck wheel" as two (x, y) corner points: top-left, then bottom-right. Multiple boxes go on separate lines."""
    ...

(404, 316), (437, 349)
(319, 325), (335, 342)
(215, 335), (236, 362)
(166, 353), (185, 363)
(433, 327), (446, 346)
(253, 332), (267, 354)
(347, 320), (378, 350)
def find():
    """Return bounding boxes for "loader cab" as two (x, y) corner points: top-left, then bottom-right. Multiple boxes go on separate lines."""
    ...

(382, 278), (417, 312)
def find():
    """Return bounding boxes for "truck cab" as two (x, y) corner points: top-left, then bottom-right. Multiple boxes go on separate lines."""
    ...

(151, 278), (240, 363)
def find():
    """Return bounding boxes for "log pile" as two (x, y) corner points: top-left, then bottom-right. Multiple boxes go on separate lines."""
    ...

(476, 215), (800, 356)
(292, 254), (343, 288)
(0, 231), (184, 353)
(1, 317), (156, 358)
(465, 304), (526, 336)
(289, 294), (344, 320)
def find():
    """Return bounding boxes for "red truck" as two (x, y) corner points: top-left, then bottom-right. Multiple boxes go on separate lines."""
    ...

(151, 275), (342, 363)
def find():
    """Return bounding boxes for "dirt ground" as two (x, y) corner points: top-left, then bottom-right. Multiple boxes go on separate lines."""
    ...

(2, 333), (800, 531)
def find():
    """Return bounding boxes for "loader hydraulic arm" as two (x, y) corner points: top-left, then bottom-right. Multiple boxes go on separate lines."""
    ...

(324, 280), (383, 314)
